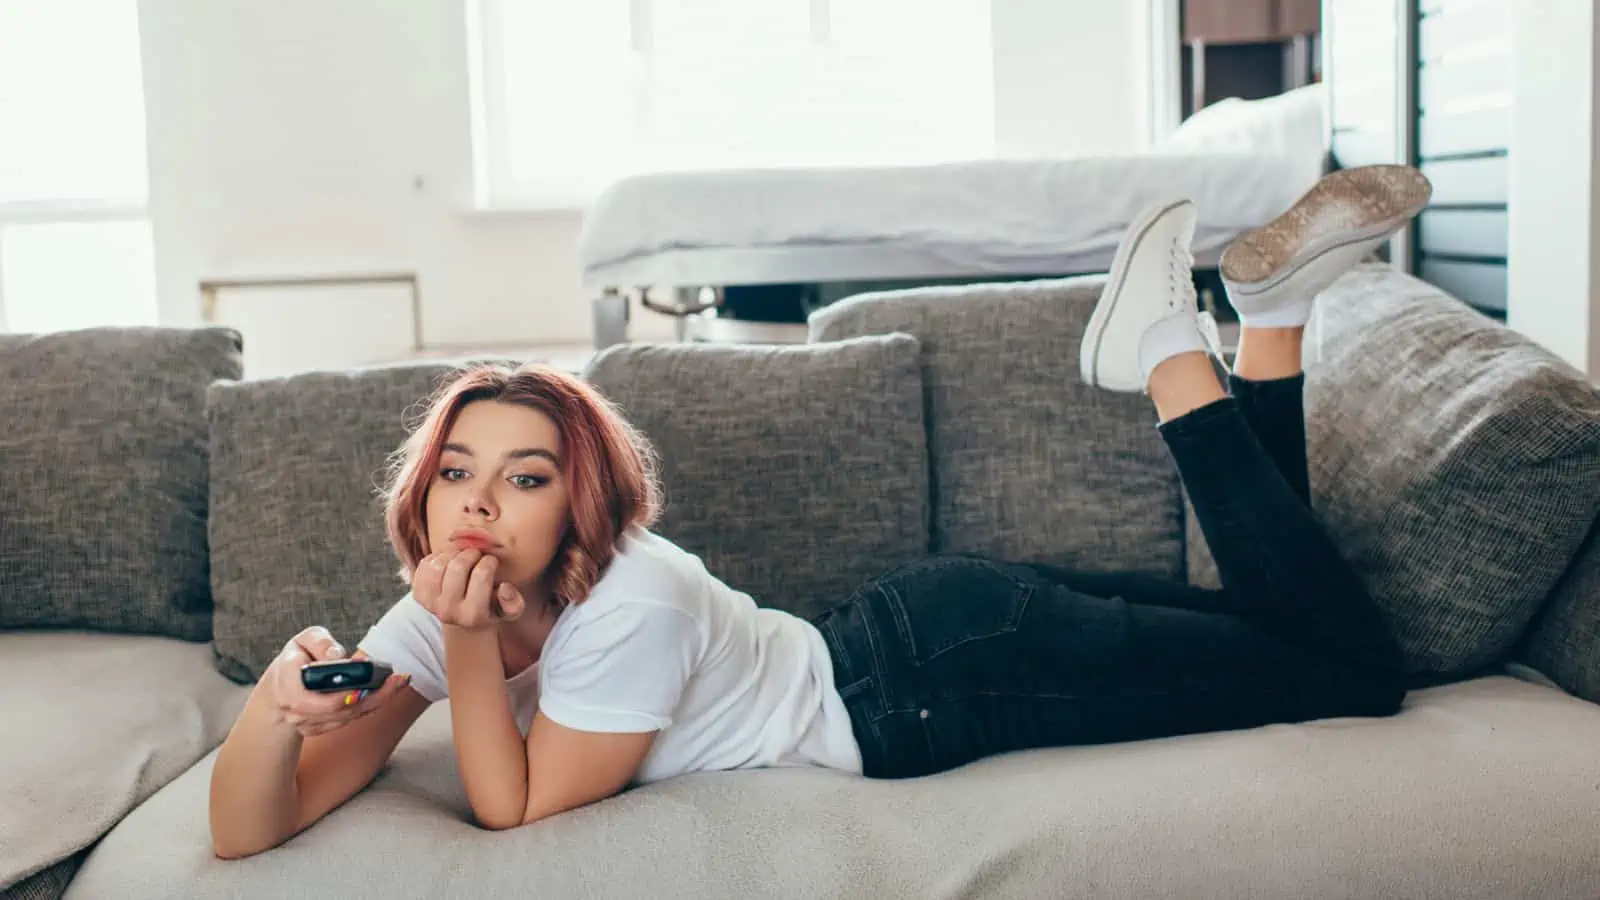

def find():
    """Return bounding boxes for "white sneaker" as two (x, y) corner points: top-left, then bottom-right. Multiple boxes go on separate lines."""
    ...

(1080, 199), (1209, 393)
(1221, 165), (1433, 328)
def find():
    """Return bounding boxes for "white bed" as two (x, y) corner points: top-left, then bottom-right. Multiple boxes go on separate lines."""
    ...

(579, 86), (1329, 346)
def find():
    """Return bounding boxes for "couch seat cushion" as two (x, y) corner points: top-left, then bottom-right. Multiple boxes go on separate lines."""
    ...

(583, 333), (929, 620)
(809, 277), (1184, 582)
(68, 676), (1600, 899)
(0, 633), (249, 893)
(0, 327), (243, 639)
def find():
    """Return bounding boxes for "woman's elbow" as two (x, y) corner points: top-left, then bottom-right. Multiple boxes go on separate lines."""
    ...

(473, 808), (527, 832)
(207, 805), (294, 860)
(210, 833), (281, 861)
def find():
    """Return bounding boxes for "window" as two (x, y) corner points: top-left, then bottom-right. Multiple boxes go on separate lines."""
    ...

(0, 0), (157, 332)
(471, 0), (995, 209)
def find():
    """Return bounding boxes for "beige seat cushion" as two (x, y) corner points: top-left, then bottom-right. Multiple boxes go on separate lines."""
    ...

(1, 633), (249, 893)
(69, 676), (1600, 900)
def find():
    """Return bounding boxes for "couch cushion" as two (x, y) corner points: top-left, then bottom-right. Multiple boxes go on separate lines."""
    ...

(1188, 266), (1600, 678)
(67, 675), (1600, 899)
(2, 855), (83, 900)
(583, 333), (928, 620)
(1517, 517), (1600, 704)
(0, 327), (242, 640)
(207, 364), (463, 683)
(809, 277), (1183, 580)
(0, 633), (249, 894)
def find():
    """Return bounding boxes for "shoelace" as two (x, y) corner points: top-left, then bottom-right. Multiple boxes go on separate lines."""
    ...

(1167, 240), (1192, 313)
(1170, 237), (1234, 373)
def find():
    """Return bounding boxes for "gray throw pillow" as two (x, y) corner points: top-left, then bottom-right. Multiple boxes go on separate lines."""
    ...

(0, 327), (242, 640)
(810, 277), (1184, 582)
(208, 364), (465, 682)
(1192, 265), (1600, 678)
(583, 333), (929, 620)
(1517, 519), (1600, 704)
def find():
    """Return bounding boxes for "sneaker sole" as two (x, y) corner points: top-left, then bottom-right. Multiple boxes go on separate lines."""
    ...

(1080, 199), (1196, 389)
(1220, 165), (1433, 295)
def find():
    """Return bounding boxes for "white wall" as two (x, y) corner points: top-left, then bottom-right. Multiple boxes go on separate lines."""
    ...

(136, 0), (596, 352)
(992, 0), (1151, 158)
(1507, 0), (1600, 378)
(137, 0), (1150, 357)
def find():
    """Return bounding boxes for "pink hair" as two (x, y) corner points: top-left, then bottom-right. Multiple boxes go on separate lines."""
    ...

(382, 363), (661, 608)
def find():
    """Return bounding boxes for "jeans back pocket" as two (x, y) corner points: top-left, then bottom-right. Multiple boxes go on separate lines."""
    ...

(874, 556), (1034, 667)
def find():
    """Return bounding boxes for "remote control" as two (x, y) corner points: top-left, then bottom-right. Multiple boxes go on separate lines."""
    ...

(300, 658), (394, 693)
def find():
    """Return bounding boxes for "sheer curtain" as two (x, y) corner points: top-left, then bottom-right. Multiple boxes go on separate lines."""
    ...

(0, 0), (157, 333)
(472, 0), (995, 209)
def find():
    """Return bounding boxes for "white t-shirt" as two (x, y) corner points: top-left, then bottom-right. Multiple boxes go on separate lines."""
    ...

(357, 527), (863, 785)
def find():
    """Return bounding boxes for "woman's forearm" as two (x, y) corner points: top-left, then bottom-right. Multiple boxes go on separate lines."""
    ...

(209, 685), (304, 857)
(442, 626), (528, 829)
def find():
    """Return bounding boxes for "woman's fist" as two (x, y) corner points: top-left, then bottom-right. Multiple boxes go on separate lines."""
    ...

(264, 626), (410, 737)
(413, 547), (526, 630)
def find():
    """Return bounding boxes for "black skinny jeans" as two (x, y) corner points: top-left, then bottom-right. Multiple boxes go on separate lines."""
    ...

(811, 373), (1406, 780)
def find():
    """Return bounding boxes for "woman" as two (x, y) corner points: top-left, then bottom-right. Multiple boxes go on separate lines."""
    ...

(210, 165), (1432, 858)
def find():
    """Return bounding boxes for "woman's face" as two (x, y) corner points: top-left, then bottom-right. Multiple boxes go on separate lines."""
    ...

(423, 399), (570, 598)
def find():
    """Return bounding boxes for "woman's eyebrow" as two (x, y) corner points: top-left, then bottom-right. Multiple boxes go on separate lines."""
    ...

(507, 448), (560, 464)
(442, 442), (558, 464)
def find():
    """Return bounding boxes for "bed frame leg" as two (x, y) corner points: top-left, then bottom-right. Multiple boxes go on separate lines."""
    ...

(593, 288), (629, 350)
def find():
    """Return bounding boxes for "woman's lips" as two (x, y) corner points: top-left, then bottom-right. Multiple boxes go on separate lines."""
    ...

(450, 530), (500, 551)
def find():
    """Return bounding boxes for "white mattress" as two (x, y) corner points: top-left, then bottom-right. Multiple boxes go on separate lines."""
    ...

(579, 152), (1322, 289)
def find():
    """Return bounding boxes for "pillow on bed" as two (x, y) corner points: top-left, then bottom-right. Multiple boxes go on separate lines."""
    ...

(1155, 83), (1326, 187)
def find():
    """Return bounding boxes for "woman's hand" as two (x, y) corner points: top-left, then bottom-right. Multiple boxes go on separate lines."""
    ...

(413, 547), (527, 630)
(264, 626), (410, 737)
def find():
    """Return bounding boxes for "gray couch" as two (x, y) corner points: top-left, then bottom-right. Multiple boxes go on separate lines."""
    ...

(5, 264), (1600, 900)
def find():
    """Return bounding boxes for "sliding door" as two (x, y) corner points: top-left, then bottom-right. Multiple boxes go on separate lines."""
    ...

(1413, 0), (1512, 315)
(1326, 0), (1512, 315)
(1324, 0), (1415, 266)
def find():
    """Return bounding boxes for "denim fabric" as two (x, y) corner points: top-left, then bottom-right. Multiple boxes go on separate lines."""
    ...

(813, 374), (1406, 780)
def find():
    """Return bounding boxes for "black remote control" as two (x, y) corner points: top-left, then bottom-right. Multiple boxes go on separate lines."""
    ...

(300, 658), (394, 692)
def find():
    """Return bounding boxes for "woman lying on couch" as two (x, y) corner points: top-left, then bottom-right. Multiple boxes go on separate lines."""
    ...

(209, 165), (1433, 858)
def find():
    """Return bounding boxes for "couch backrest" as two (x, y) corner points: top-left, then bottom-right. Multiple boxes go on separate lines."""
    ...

(815, 266), (1600, 696)
(809, 276), (1185, 582)
(0, 326), (242, 641)
(1191, 264), (1600, 682)
(1518, 516), (1600, 703)
(206, 363), (467, 682)
(584, 333), (930, 621)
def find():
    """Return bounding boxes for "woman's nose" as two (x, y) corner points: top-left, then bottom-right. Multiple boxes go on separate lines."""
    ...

(464, 490), (495, 517)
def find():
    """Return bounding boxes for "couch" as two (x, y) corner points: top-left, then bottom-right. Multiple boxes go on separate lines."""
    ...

(5, 264), (1600, 900)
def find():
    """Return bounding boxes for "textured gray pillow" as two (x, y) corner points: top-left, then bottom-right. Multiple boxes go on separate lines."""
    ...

(809, 277), (1184, 581)
(1190, 265), (1600, 678)
(208, 364), (464, 682)
(583, 333), (929, 620)
(0, 327), (242, 640)
(1517, 519), (1600, 704)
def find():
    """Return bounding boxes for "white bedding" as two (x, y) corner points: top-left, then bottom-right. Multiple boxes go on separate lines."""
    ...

(578, 152), (1323, 288)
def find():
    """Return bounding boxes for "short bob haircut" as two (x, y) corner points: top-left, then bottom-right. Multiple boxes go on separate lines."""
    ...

(382, 363), (661, 609)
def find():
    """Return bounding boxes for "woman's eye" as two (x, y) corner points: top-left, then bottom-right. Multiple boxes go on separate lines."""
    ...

(510, 474), (548, 490)
(439, 467), (467, 482)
